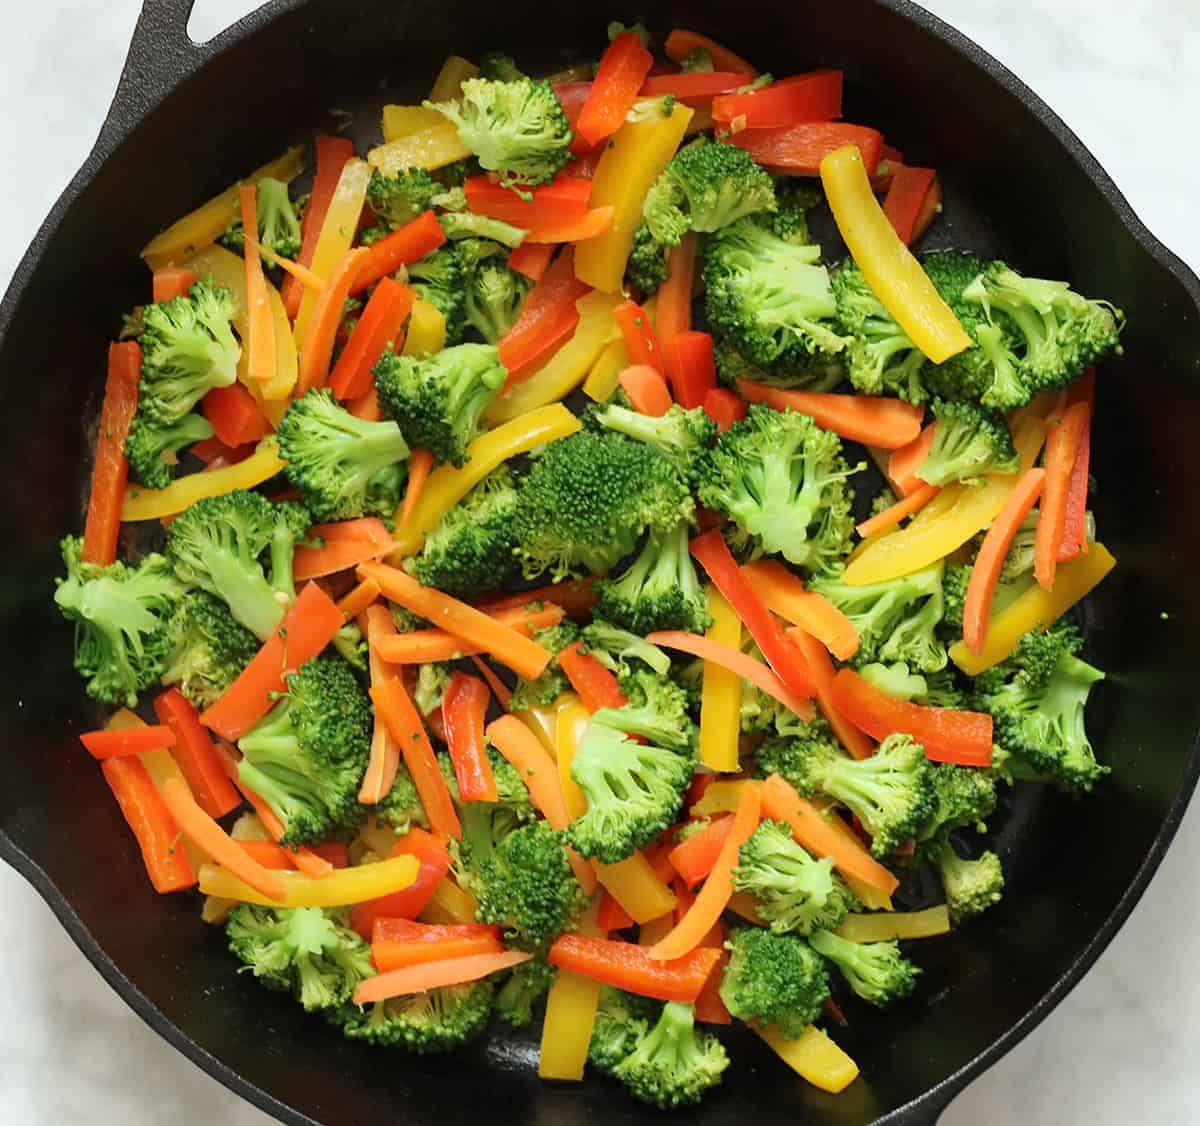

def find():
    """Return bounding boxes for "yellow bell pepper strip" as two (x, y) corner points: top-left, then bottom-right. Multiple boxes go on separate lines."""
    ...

(485, 291), (623, 424)
(699, 588), (742, 772)
(842, 411), (1047, 586)
(391, 403), (581, 555)
(555, 698), (593, 818)
(293, 157), (371, 348)
(402, 298), (447, 358)
(690, 778), (755, 818)
(514, 694), (573, 753)
(197, 854), (419, 908)
(834, 905), (951, 943)
(369, 107), (472, 176)
(594, 855), (678, 926)
(382, 104), (461, 144)
(419, 876), (480, 925)
(121, 437), (285, 522)
(185, 244), (297, 416)
(950, 542), (1116, 675)
(820, 144), (970, 364)
(428, 57), (480, 101)
(575, 98), (693, 293)
(754, 1024), (860, 1094)
(538, 900), (604, 1081)
(141, 146), (304, 271)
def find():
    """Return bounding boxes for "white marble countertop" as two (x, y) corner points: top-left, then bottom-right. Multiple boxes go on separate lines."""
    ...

(2, 2), (1197, 1122)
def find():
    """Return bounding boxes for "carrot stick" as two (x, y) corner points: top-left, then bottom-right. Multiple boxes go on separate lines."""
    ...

(295, 246), (369, 396)
(470, 656), (513, 709)
(82, 342), (141, 565)
(359, 604), (403, 805)
(238, 839), (302, 870)
(655, 235), (697, 388)
(619, 364), (673, 416)
(358, 560), (553, 679)
(252, 240), (324, 291)
(477, 576), (598, 621)
(100, 756), (196, 893)
(646, 631), (815, 722)
(556, 641), (628, 712)
(737, 379), (924, 448)
(667, 816), (733, 887)
(886, 421), (938, 496)
(153, 688), (241, 818)
(1035, 401), (1089, 590)
(161, 777), (286, 900)
(548, 934), (722, 1003)
(649, 782), (761, 961)
(400, 448), (435, 529)
(372, 603), (564, 664)
(786, 628), (874, 760)
(372, 675), (461, 839)
(152, 266), (197, 304)
(80, 725), (175, 759)
(964, 467), (1046, 655)
(740, 560), (859, 661)
(354, 949), (531, 1005)
(336, 577), (381, 619)
(239, 185), (277, 383)
(855, 483), (940, 539)
(1060, 370), (1095, 561)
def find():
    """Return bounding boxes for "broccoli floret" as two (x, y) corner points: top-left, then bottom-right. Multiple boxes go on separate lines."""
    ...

(277, 389), (409, 521)
(920, 251), (1004, 404)
(408, 246), (467, 345)
(414, 662), (452, 717)
(733, 820), (859, 936)
(719, 926), (830, 1037)
(465, 261), (532, 344)
(427, 78), (573, 191)
(509, 621), (581, 710)
(589, 987), (659, 1076)
(592, 668), (698, 752)
(808, 928), (920, 1007)
(1000, 510), (1039, 584)
(918, 762), (998, 842)
(580, 618), (673, 677)
(221, 177), (302, 261)
(439, 211), (528, 247)
(627, 222), (671, 296)
(53, 536), (182, 707)
(924, 834), (1004, 923)
(124, 410), (214, 489)
(697, 405), (860, 572)
(236, 658), (372, 846)
(161, 590), (259, 710)
(643, 139), (776, 246)
(919, 666), (971, 710)
(973, 622), (1107, 793)
(166, 490), (310, 642)
(374, 343), (507, 467)
(915, 398), (1019, 487)
(479, 52), (526, 81)
(586, 400), (716, 484)
(611, 1001), (729, 1109)
(790, 732), (936, 858)
(704, 213), (849, 371)
(742, 672), (826, 737)
(227, 905), (372, 1012)
(374, 762), (429, 836)
(832, 259), (928, 402)
(939, 563), (971, 639)
(440, 747), (535, 820)
(512, 431), (694, 580)
(679, 46), (714, 73)
(858, 661), (928, 702)
(712, 333), (843, 393)
(567, 720), (694, 863)
(330, 619), (367, 670)
(753, 719), (844, 778)
(607, 20), (651, 45)
(594, 520), (711, 635)
(365, 168), (440, 230)
(408, 466), (519, 596)
(494, 957), (555, 1027)
(810, 561), (948, 672)
(339, 980), (495, 1051)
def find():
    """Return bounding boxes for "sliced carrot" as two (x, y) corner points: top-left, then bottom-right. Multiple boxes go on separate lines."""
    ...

(350, 828), (451, 939)
(664, 29), (758, 76)
(359, 560), (553, 679)
(740, 560), (859, 661)
(737, 379), (924, 448)
(293, 517), (395, 581)
(253, 241), (325, 291)
(613, 299), (667, 377)
(1035, 401), (1089, 590)
(295, 246), (370, 396)
(372, 603), (564, 664)
(82, 342), (141, 565)
(101, 756), (196, 893)
(557, 641), (628, 713)
(576, 31), (655, 148)
(649, 782), (761, 961)
(372, 675), (461, 839)
(703, 387), (746, 432)
(1060, 371), (1095, 561)
(655, 236), (697, 388)
(886, 421), (938, 496)
(336, 577), (381, 619)
(152, 266), (197, 304)
(855, 483), (940, 539)
(477, 576), (598, 620)
(548, 933), (722, 1003)
(470, 656), (513, 709)
(328, 278), (415, 401)
(508, 241), (556, 282)
(80, 725), (175, 760)
(358, 604), (403, 805)
(354, 949), (531, 1005)
(442, 672), (498, 803)
(350, 210), (447, 296)
(400, 448), (435, 529)
(759, 773), (899, 895)
(670, 876), (724, 948)
(153, 688), (241, 818)
(786, 628), (874, 760)
(667, 816), (733, 887)
(239, 185), (276, 383)
(238, 839), (301, 870)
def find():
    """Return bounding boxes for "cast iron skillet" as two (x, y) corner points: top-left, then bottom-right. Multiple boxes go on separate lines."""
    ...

(3, 1), (1200, 1123)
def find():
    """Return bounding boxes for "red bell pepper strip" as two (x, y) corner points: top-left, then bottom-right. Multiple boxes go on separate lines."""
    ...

(564, 148), (604, 180)
(82, 342), (141, 565)
(689, 529), (816, 700)
(1059, 372), (1095, 561)
(620, 365), (673, 416)
(310, 841), (349, 868)
(283, 135), (355, 320)
(663, 331), (717, 409)
(575, 33), (655, 149)
(349, 828), (452, 940)
(548, 934), (722, 1003)
(80, 725), (175, 760)
(613, 298), (667, 375)
(349, 210), (446, 296)
(667, 816), (733, 887)
(597, 890), (636, 932)
(497, 247), (589, 382)
(553, 82), (593, 150)
(464, 176), (591, 227)
(883, 165), (938, 246)
(507, 241), (556, 282)
(712, 70), (843, 130)
(703, 387), (746, 432)
(641, 72), (753, 104)
(787, 628), (874, 760)
(1035, 400), (1090, 590)
(655, 236), (697, 363)
(737, 379), (924, 448)
(201, 382), (272, 448)
(152, 267), (197, 304)
(442, 672), (498, 803)
(912, 176), (942, 242)
(664, 30), (759, 77)
(557, 641), (627, 712)
(192, 437), (254, 469)
(328, 278), (415, 400)
(153, 688), (242, 818)
(729, 122), (885, 177)
(830, 667), (994, 767)
(101, 756), (196, 893)
(372, 920), (503, 971)
(870, 144), (906, 192)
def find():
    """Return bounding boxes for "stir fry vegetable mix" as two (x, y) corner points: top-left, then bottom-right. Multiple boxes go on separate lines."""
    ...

(57, 22), (1122, 1108)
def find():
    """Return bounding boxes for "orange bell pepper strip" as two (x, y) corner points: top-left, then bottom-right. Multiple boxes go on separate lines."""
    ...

(82, 342), (141, 565)
(713, 70), (843, 129)
(237, 839), (305, 870)
(737, 379), (924, 449)
(371, 919), (502, 971)
(655, 235), (697, 378)
(470, 657), (513, 709)
(575, 32), (655, 148)
(649, 782), (761, 961)
(688, 529), (817, 700)
(964, 468), (1046, 655)
(355, 950), (531, 1005)
(1035, 400), (1090, 590)
(830, 667), (993, 767)
(598, 891), (636, 932)
(152, 688), (241, 818)
(855, 483), (940, 539)
(664, 29), (758, 76)
(887, 421), (938, 496)
(508, 241), (555, 282)
(478, 575), (598, 621)
(703, 387), (746, 432)
(358, 604), (403, 805)
(619, 364), (673, 416)
(152, 266), (197, 303)
(80, 725), (175, 760)
(296, 247), (370, 395)
(883, 165), (939, 246)
(497, 247), (590, 383)
(786, 628), (874, 760)
(328, 278), (415, 400)
(667, 816), (733, 887)
(442, 672), (498, 803)
(335, 577), (381, 619)
(350, 210), (447, 296)
(239, 185), (277, 383)
(293, 517), (395, 582)
(548, 934), (722, 1003)
(731, 122), (884, 177)
(613, 298), (667, 376)
(663, 330), (716, 410)
(201, 382), (272, 449)
(740, 560), (859, 662)
(349, 828), (451, 939)
(556, 641), (628, 712)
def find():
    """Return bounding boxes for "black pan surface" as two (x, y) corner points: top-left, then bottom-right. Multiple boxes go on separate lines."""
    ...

(2, 2), (1199, 1125)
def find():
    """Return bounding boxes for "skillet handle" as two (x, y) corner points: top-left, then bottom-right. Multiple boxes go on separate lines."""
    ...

(903, 1089), (958, 1125)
